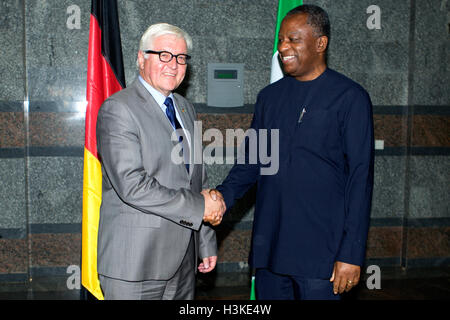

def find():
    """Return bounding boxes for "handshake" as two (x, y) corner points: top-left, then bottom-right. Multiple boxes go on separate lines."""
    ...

(201, 189), (226, 226)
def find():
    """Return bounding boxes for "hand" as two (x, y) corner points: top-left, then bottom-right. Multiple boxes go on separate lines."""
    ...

(329, 261), (361, 295)
(201, 189), (225, 226)
(209, 189), (224, 202)
(208, 189), (226, 224)
(198, 256), (217, 273)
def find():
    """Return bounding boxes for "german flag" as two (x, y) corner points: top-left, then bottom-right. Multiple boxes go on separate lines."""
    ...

(82, 0), (125, 300)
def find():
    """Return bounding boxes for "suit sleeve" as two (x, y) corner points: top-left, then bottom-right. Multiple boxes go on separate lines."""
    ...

(195, 110), (217, 258)
(96, 98), (204, 230)
(215, 92), (263, 210)
(336, 88), (374, 266)
(197, 165), (218, 258)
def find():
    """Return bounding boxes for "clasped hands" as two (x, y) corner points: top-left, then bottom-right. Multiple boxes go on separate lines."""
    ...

(201, 189), (225, 226)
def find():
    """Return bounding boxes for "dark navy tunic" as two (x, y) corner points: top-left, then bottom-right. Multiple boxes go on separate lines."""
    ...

(217, 68), (374, 279)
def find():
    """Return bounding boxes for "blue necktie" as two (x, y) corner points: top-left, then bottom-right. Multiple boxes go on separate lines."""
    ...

(164, 97), (181, 131)
(164, 97), (189, 172)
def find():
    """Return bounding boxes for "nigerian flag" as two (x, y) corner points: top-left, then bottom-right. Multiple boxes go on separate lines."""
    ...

(270, 0), (303, 83)
(250, 0), (302, 300)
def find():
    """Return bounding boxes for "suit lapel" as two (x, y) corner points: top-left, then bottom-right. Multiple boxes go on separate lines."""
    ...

(133, 78), (194, 177)
(173, 94), (195, 177)
(173, 95), (194, 142)
(133, 79), (179, 146)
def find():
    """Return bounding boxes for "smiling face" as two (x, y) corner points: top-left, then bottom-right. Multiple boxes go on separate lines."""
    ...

(277, 13), (328, 81)
(137, 34), (188, 96)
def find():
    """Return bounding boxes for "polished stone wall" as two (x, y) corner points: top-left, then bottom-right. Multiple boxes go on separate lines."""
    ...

(0, 0), (448, 295)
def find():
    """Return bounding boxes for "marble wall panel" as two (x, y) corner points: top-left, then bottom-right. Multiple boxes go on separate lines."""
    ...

(197, 113), (253, 147)
(409, 156), (449, 219)
(407, 227), (450, 259)
(413, 0), (450, 106)
(312, 0), (411, 106)
(0, 0), (25, 101)
(30, 233), (81, 268)
(25, 0), (90, 102)
(0, 112), (25, 148)
(366, 226), (403, 259)
(346, 72), (409, 106)
(0, 238), (27, 274)
(183, 36), (229, 104)
(191, 0), (276, 39)
(328, 41), (409, 75)
(216, 229), (252, 264)
(28, 157), (83, 225)
(371, 156), (406, 219)
(29, 112), (85, 147)
(0, 159), (26, 229)
(312, 0), (411, 43)
(373, 114), (407, 147)
(412, 115), (450, 147)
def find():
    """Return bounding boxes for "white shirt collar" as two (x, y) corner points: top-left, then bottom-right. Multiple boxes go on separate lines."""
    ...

(138, 75), (174, 107)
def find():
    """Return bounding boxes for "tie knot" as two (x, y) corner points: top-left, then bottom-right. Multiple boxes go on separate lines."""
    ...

(164, 97), (174, 110)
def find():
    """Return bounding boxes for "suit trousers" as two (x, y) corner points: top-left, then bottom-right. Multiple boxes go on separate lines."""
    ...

(255, 268), (340, 300)
(99, 233), (196, 300)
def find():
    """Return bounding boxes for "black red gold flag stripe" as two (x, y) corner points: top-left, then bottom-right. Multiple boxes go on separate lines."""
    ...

(82, 0), (125, 300)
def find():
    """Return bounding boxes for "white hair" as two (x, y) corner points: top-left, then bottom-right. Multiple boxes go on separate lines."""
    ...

(136, 23), (192, 68)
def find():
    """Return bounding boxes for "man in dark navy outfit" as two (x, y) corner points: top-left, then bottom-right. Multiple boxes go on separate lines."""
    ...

(212, 4), (374, 300)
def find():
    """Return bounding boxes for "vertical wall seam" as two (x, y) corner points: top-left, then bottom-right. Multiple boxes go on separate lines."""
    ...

(21, 0), (32, 296)
(402, 0), (417, 269)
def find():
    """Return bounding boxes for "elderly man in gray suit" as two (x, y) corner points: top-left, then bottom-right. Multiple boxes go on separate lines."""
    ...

(96, 23), (225, 300)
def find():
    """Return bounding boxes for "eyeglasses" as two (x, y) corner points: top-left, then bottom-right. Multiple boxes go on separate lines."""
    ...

(143, 50), (191, 65)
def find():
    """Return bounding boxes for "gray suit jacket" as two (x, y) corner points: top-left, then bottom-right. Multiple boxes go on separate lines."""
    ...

(96, 78), (217, 281)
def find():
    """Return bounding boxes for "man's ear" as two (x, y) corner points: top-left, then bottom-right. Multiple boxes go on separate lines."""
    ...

(137, 50), (145, 70)
(316, 36), (328, 53)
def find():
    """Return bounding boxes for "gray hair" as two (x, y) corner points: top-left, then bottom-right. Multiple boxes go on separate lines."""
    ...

(136, 23), (193, 68)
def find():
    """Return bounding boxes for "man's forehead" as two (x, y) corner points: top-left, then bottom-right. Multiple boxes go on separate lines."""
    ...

(280, 14), (312, 34)
(282, 13), (309, 27)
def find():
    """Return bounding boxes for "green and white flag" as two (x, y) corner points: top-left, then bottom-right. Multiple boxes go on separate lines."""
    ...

(250, 0), (302, 300)
(270, 0), (303, 83)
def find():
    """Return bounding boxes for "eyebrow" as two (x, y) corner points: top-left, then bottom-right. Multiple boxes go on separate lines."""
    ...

(279, 31), (303, 38)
